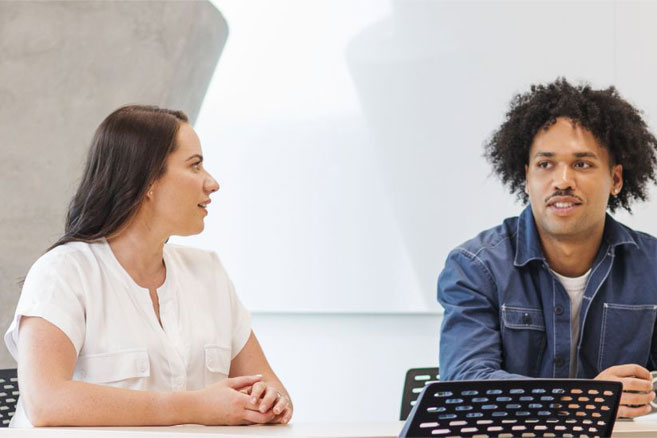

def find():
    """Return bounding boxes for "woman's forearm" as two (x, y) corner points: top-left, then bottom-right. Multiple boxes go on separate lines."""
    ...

(26, 380), (199, 427)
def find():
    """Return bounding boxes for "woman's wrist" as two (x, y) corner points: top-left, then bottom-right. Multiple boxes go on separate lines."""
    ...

(157, 389), (202, 425)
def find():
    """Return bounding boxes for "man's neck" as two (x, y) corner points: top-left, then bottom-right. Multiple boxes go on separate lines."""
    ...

(538, 227), (604, 278)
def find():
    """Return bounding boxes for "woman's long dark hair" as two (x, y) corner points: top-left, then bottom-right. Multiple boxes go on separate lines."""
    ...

(50, 105), (188, 250)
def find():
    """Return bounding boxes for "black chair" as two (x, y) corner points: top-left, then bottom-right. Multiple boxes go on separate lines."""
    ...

(400, 379), (622, 438)
(0, 369), (18, 427)
(400, 367), (440, 421)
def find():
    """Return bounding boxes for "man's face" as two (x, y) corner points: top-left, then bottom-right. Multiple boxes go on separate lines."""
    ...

(525, 117), (623, 241)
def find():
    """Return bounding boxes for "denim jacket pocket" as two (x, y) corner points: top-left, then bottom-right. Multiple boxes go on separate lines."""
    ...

(501, 305), (546, 331)
(598, 303), (657, 371)
(501, 305), (546, 376)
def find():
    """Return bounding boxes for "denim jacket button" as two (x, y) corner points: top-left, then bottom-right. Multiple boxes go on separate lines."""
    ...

(554, 356), (565, 367)
(521, 313), (532, 325)
(554, 305), (564, 315)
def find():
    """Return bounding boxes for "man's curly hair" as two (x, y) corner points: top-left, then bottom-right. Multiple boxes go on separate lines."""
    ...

(484, 78), (657, 213)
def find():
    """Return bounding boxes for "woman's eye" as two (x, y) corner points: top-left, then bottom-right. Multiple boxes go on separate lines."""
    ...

(193, 162), (202, 171)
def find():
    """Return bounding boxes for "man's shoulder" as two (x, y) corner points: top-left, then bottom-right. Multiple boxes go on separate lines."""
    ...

(614, 220), (657, 254)
(451, 216), (519, 262)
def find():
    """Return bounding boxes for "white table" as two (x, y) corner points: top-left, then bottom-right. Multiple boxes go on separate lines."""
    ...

(1, 420), (657, 437)
(0, 422), (402, 438)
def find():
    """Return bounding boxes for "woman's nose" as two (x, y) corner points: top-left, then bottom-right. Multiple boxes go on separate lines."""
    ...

(205, 173), (219, 193)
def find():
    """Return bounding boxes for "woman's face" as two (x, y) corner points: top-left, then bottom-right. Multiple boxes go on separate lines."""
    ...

(149, 123), (219, 236)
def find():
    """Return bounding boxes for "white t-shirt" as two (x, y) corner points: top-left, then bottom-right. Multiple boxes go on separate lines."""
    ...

(551, 268), (591, 378)
(4, 239), (252, 427)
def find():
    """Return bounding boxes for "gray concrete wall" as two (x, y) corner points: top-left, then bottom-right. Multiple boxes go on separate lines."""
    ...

(0, 0), (227, 367)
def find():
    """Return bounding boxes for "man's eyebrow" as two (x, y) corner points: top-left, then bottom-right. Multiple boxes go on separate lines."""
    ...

(186, 154), (203, 162)
(532, 151), (599, 159)
(573, 151), (598, 159)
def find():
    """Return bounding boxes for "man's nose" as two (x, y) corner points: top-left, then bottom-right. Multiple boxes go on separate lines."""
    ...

(554, 164), (575, 190)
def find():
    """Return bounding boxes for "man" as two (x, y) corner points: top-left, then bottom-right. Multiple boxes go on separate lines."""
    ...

(438, 78), (657, 418)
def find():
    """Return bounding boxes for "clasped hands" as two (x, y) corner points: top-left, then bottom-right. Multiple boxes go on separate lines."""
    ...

(595, 364), (656, 418)
(242, 376), (292, 424)
(197, 374), (293, 425)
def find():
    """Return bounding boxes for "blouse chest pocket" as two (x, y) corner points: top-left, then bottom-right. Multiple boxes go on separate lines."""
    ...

(75, 348), (150, 390)
(501, 305), (546, 376)
(598, 303), (657, 371)
(204, 344), (232, 386)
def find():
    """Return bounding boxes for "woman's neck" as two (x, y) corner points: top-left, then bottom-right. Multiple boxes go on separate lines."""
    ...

(107, 218), (168, 290)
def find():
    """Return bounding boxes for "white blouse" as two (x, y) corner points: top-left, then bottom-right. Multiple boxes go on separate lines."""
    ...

(4, 239), (252, 427)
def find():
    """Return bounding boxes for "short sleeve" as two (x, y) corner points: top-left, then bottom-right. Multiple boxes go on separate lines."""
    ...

(4, 250), (86, 360)
(227, 276), (252, 358)
(209, 252), (252, 358)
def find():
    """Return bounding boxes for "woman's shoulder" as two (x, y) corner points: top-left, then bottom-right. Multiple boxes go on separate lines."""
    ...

(31, 240), (105, 272)
(164, 243), (226, 273)
(22, 240), (107, 299)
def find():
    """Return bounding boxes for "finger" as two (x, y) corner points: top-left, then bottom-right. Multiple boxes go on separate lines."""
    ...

(270, 404), (291, 424)
(226, 374), (262, 391)
(621, 377), (654, 393)
(271, 412), (286, 424)
(609, 364), (652, 380)
(243, 407), (277, 424)
(249, 382), (267, 407)
(259, 386), (279, 413)
(618, 404), (652, 418)
(238, 386), (252, 395)
(281, 406), (293, 424)
(620, 390), (655, 406)
(272, 395), (289, 416)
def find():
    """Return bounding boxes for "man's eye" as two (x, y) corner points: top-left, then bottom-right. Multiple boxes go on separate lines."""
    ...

(537, 162), (550, 169)
(575, 161), (592, 169)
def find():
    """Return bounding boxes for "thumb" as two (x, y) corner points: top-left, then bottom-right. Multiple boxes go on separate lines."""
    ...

(226, 374), (263, 390)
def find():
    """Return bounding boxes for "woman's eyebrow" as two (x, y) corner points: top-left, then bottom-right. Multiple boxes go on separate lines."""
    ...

(186, 154), (203, 162)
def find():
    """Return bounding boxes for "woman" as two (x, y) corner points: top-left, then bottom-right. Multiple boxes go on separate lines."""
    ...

(3, 105), (292, 427)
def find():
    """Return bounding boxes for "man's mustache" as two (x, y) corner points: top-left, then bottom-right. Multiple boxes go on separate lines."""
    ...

(544, 190), (584, 204)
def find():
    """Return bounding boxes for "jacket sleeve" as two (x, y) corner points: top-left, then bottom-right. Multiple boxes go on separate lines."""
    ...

(438, 248), (527, 381)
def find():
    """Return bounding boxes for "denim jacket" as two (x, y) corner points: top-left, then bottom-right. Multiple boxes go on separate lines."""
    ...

(438, 206), (657, 381)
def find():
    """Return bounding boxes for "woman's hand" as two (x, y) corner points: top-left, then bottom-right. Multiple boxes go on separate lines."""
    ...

(228, 332), (293, 424)
(195, 375), (278, 425)
(247, 380), (293, 424)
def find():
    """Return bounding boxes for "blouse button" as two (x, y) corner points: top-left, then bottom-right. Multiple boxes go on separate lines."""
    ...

(139, 361), (148, 373)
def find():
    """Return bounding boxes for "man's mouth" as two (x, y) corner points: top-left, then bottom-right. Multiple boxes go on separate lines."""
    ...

(553, 202), (576, 209)
(546, 196), (582, 215)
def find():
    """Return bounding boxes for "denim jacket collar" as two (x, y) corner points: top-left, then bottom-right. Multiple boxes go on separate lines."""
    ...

(513, 205), (638, 267)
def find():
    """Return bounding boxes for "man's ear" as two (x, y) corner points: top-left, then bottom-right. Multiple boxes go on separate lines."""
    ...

(524, 164), (529, 194)
(611, 164), (623, 196)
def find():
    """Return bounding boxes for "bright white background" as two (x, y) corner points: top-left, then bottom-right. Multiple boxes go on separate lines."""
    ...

(171, 0), (657, 422)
